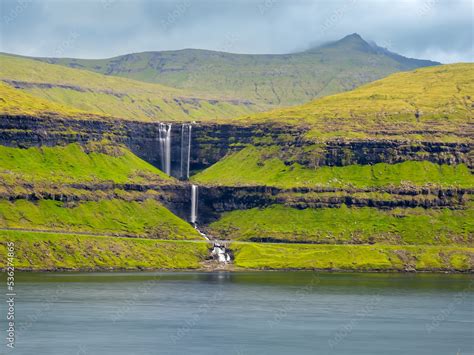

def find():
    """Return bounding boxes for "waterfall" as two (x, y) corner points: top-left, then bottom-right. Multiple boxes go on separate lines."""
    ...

(158, 123), (172, 175)
(211, 243), (231, 264)
(195, 227), (209, 240)
(190, 184), (198, 224)
(157, 122), (192, 179)
(189, 185), (232, 264)
(180, 124), (192, 180)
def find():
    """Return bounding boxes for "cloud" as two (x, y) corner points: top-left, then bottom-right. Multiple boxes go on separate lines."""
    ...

(0, 0), (472, 62)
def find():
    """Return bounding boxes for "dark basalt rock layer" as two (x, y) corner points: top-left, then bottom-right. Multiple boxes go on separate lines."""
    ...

(1, 116), (471, 175)
(1, 180), (470, 225)
(195, 185), (471, 223)
(0, 116), (304, 175)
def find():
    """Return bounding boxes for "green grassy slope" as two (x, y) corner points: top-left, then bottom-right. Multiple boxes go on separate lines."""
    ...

(0, 199), (201, 240)
(210, 204), (473, 245)
(240, 63), (473, 142)
(0, 53), (260, 121)
(0, 143), (171, 184)
(34, 34), (438, 107)
(0, 230), (208, 270)
(232, 242), (473, 271)
(0, 143), (203, 244)
(192, 145), (473, 188)
(0, 81), (102, 119)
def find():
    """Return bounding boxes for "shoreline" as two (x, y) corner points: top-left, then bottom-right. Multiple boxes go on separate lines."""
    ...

(4, 266), (473, 274)
(2, 231), (472, 273)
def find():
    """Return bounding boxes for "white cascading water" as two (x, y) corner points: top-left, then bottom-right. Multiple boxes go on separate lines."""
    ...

(158, 123), (172, 175)
(190, 183), (231, 264)
(196, 228), (209, 241)
(190, 184), (198, 224)
(180, 124), (192, 180)
(211, 243), (231, 263)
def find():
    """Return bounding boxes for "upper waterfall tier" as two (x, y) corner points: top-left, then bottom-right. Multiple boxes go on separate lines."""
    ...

(157, 123), (193, 179)
(158, 123), (172, 175)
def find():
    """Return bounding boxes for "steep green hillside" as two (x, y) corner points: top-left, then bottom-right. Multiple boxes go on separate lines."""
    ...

(0, 81), (102, 119)
(0, 199), (200, 240)
(0, 143), (203, 247)
(242, 63), (473, 142)
(0, 143), (171, 184)
(210, 204), (473, 245)
(0, 230), (208, 270)
(35, 34), (438, 107)
(192, 146), (473, 188)
(0, 53), (260, 121)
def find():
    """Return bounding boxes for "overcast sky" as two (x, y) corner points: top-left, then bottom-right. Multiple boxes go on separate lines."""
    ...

(0, 0), (472, 63)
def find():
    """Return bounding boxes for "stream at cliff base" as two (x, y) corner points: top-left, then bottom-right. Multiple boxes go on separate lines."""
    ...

(1, 272), (473, 355)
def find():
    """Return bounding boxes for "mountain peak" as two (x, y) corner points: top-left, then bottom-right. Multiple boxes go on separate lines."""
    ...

(327, 33), (374, 52)
(341, 33), (364, 42)
(306, 33), (375, 53)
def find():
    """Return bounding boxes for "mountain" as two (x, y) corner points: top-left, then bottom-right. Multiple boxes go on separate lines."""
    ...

(309, 33), (376, 52)
(0, 53), (261, 122)
(33, 33), (440, 107)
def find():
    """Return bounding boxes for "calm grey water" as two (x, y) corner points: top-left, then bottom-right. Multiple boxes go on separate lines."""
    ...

(1, 272), (473, 355)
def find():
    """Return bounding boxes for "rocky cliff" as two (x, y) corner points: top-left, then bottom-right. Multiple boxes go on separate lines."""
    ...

(1, 115), (471, 174)
(1, 115), (472, 225)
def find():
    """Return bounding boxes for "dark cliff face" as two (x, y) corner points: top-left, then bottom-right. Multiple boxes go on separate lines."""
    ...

(287, 141), (472, 168)
(0, 116), (304, 177)
(1, 115), (472, 176)
(3, 179), (467, 226)
(194, 185), (470, 224)
(1, 115), (472, 225)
